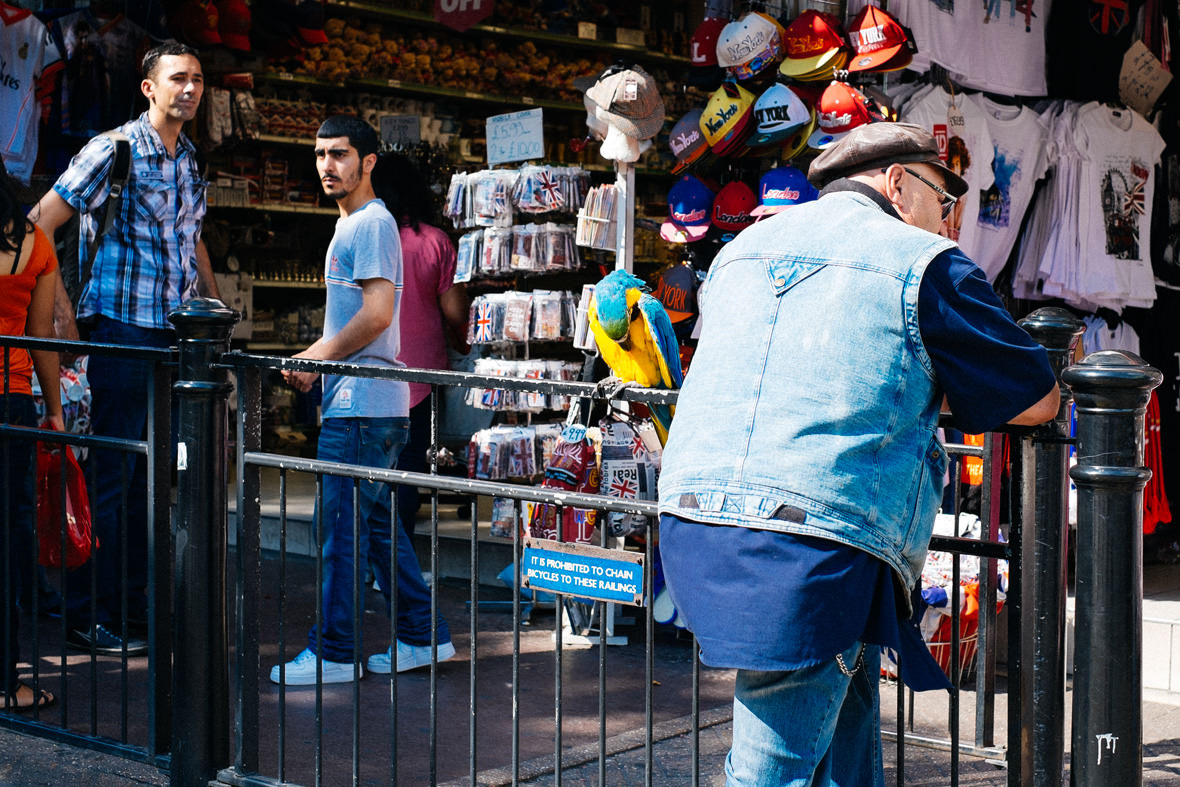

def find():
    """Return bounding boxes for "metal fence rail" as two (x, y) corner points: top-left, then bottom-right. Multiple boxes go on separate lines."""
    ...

(213, 305), (1069, 787)
(0, 334), (174, 768)
(7, 301), (1159, 787)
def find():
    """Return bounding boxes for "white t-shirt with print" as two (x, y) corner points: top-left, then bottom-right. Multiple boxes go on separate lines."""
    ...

(972, 99), (1049, 281)
(891, 0), (1050, 97)
(902, 87), (995, 260)
(1073, 102), (1165, 310)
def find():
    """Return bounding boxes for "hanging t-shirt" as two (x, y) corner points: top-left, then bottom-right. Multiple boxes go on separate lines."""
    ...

(0, 3), (63, 184)
(892, 0), (1051, 96)
(902, 87), (995, 259)
(1046, 0), (1144, 102)
(1073, 102), (1165, 310)
(48, 10), (149, 136)
(1081, 314), (1141, 355)
(973, 99), (1049, 281)
(1136, 287), (1180, 523)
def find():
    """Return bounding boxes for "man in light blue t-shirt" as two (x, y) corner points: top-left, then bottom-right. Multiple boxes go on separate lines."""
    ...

(271, 115), (453, 686)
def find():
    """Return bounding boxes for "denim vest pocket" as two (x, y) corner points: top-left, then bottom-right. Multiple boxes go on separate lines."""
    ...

(901, 431), (948, 568)
(763, 257), (824, 296)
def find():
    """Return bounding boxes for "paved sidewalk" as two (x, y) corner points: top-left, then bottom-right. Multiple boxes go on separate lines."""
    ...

(4, 690), (1180, 785)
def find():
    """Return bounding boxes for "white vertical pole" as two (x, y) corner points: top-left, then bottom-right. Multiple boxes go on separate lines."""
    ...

(614, 161), (635, 273)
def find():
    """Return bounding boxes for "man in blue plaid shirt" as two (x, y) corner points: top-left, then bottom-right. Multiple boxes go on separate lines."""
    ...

(34, 41), (220, 656)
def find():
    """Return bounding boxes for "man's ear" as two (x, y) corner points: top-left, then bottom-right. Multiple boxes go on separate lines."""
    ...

(881, 163), (905, 204)
(141, 77), (154, 102)
(362, 153), (378, 174)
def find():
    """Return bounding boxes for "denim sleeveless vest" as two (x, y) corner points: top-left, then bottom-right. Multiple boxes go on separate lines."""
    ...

(658, 190), (958, 589)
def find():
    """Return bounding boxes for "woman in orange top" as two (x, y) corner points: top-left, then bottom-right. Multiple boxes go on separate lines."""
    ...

(1, 157), (63, 712)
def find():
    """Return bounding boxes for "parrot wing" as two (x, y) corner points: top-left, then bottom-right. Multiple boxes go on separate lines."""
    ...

(636, 292), (684, 389)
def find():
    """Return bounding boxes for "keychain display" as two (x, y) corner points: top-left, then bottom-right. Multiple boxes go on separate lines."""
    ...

(467, 291), (578, 345)
(454, 225), (581, 281)
(443, 165), (590, 229)
(598, 412), (662, 538)
(466, 358), (581, 412)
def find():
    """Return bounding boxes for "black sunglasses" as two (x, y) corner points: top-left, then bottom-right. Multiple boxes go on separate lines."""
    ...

(902, 167), (958, 219)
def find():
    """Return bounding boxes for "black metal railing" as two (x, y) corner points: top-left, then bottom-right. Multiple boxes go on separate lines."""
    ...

(1, 301), (1162, 787)
(0, 334), (173, 766)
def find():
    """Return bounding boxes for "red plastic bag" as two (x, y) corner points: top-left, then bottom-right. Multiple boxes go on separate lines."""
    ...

(36, 441), (94, 570)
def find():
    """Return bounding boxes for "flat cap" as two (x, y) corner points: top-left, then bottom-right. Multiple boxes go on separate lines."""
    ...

(807, 122), (968, 197)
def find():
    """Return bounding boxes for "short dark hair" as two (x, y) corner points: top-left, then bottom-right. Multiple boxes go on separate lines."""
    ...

(316, 115), (380, 160)
(141, 41), (200, 80)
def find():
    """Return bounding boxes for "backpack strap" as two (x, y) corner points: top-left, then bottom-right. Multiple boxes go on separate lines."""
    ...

(83, 130), (132, 273)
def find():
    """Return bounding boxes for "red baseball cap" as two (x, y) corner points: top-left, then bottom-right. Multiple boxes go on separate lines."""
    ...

(218, 0), (252, 51)
(779, 10), (846, 79)
(807, 81), (880, 149)
(846, 5), (916, 73)
(711, 181), (758, 234)
(690, 17), (727, 67)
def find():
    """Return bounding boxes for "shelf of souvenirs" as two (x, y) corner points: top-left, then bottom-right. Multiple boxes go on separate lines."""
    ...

(257, 133), (315, 147)
(252, 277), (326, 289)
(324, 0), (689, 66)
(257, 72), (585, 113)
(207, 197), (338, 216)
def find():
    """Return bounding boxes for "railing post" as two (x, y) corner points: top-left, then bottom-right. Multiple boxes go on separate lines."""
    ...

(168, 297), (238, 787)
(1063, 350), (1162, 787)
(1015, 307), (1084, 786)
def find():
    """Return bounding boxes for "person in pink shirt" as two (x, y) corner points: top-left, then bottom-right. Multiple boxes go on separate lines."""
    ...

(372, 153), (469, 538)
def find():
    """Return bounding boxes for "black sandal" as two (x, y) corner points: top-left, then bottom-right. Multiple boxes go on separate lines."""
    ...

(1, 681), (56, 711)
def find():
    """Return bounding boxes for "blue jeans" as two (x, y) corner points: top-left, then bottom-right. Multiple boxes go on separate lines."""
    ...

(66, 318), (174, 628)
(726, 642), (883, 787)
(1, 395), (36, 692)
(310, 417), (449, 663)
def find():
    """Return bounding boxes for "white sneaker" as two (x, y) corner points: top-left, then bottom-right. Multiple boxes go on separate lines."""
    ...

(269, 648), (361, 685)
(367, 640), (456, 674)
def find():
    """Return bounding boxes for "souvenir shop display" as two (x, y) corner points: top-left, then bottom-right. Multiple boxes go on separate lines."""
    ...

(12, 0), (1178, 590)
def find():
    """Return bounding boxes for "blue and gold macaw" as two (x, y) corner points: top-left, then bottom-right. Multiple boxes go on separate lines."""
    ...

(588, 269), (684, 445)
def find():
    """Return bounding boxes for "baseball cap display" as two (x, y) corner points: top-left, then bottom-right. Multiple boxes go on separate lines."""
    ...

(846, 4), (916, 73)
(669, 108), (708, 174)
(711, 181), (758, 236)
(718, 12), (785, 80)
(217, 0), (252, 51)
(700, 81), (756, 157)
(779, 10), (848, 81)
(584, 65), (666, 140)
(807, 122), (970, 196)
(750, 83), (811, 147)
(751, 166), (818, 217)
(660, 175), (715, 243)
(807, 81), (880, 149)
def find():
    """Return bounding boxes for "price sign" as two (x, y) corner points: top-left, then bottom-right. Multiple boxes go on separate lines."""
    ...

(486, 108), (544, 166)
(379, 115), (421, 149)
